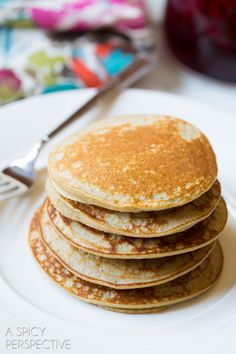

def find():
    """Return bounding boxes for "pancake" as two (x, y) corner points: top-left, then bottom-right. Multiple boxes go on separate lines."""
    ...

(48, 115), (217, 212)
(29, 212), (223, 312)
(39, 204), (214, 289)
(101, 306), (167, 314)
(46, 197), (227, 259)
(46, 178), (221, 238)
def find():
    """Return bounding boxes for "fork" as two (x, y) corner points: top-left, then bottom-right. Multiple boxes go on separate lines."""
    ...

(0, 53), (156, 201)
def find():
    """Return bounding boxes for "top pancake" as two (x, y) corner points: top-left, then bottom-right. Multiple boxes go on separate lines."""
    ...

(48, 115), (217, 212)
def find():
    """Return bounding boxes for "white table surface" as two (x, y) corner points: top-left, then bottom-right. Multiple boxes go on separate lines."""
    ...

(143, 0), (236, 115)
(136, 29), (236, 116)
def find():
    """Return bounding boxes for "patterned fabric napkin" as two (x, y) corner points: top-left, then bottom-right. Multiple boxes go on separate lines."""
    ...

(0, 0), (149, 105)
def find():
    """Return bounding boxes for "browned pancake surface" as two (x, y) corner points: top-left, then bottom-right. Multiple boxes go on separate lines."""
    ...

(48, 115), (217, 211)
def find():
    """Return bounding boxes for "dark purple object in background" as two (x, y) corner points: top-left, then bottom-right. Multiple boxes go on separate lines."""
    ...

(164, 0), (236, 82)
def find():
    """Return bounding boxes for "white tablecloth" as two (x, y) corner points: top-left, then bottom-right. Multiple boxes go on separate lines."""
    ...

(136, 32), (236, 115)
(139, 0), (236, 115)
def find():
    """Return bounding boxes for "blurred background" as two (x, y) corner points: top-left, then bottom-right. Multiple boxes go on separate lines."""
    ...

(0, 0), (236, 113)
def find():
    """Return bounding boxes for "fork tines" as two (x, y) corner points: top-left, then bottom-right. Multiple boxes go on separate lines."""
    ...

(0, 173), (28, 201)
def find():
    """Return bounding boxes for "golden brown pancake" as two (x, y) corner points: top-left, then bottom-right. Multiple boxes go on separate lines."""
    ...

(48, 115), (217, 212)
(47, 178), (221, 238)
(46, 197), (227, 259)
(100, 306), (167, 314)
(39, 205), (214, 289)
(28, 211), (223, 312)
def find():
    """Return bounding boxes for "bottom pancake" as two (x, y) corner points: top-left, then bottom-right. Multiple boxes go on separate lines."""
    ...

(28, 210), (223, 313)
(101, 306), (167, 314)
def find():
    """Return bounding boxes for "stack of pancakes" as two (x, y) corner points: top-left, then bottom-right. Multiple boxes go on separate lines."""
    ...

(29, 115), (227, 314)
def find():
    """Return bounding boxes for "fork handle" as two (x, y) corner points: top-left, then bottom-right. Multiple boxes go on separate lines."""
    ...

(43, 54), (156, 140)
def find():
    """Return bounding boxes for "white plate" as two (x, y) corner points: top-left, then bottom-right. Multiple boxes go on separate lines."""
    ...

(0, 89), (236, 354)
